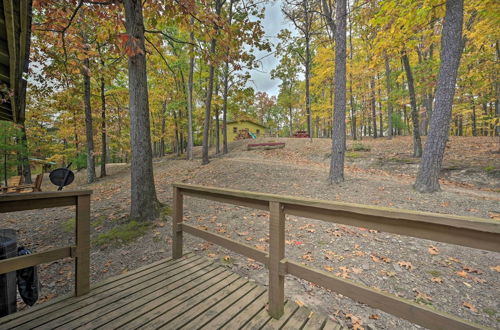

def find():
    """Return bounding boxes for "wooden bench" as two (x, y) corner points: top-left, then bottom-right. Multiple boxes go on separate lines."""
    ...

(0, 174), (44, 194)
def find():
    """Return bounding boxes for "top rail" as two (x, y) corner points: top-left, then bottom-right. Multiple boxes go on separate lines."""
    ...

(0, 190), (92, 297)
(174, 183), (500, 252)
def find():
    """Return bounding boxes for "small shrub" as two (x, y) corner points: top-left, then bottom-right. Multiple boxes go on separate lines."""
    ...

(94, 220), (150, 246)
(346, 151), (362, 159)
(427, 270), (441, 277)
(61, 218), (75, 233)
(484, 166), (495, 172)
(351, 142), (371, 152)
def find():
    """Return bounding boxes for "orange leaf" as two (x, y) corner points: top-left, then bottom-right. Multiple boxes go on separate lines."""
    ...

(431, 277), (443, 283)
(489, 265), (500, 272)
(324, 265), (334, 272)
(463, 302), (478, 313)
(369, 314), (380, 320)
(428, 246), (439, 255)
(456, 270), (468, 278)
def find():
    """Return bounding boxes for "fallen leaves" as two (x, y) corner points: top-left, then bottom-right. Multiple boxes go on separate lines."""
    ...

(428, 246), (439, 255)
(302, 252), (314, 261)
(369, 314), (380, 320)
(371, 254), (391, 263)
(462, 302), (478, 313)
(324, 265), (334, 272)
(489, 265), (500, 272)
(397, 261), (413, 270)
(346, 313), (363, 330)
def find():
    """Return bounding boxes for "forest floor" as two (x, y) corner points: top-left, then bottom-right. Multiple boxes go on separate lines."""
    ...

(1, 136), (499, 329)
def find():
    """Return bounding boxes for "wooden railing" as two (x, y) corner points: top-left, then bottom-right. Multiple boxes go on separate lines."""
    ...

(0, 190), (92, 297)
(172, 183), (500, 330)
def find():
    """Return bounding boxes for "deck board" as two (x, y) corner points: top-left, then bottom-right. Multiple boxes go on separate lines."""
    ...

(0, 255), (343, 329)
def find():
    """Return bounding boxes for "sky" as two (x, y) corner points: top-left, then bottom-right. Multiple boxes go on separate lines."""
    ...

(246, 1), (291, 97)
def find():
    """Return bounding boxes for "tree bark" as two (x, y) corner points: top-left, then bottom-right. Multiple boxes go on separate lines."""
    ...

(202, 0), (222, 165)
(187, 19), (195, 160)
(82, 55), (96, 183)
(304, 0), (312, 140)
(384, 56), (393, 139)
(415, 0), (464, 192)
(100, 76), (107, 177)
(402, 51), (422, 157)
(370, 78), (377, 138)
(222, 0), (233, 154)
(329, 0), (346, 184)
(123, 0), (159, 220)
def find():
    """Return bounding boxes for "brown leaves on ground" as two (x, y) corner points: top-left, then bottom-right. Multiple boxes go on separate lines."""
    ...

(371, 254), (391, 263)
(489, 265), (500, 272)
(397, 261), (413, 270)
(302, 252), (314, 261)
(428, 246), (439, 255)
(431, 277), (443, 283)
(346, 313), (364, 330)
(463, 302), (479, 313)
(369, 314), (380, 320)
(488, 212), (500, 220)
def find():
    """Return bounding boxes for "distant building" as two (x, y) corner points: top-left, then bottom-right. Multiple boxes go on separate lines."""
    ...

(220, 120), (268, 142)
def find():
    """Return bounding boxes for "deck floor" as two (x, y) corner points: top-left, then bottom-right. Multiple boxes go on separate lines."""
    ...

(0, 254), (342, 329)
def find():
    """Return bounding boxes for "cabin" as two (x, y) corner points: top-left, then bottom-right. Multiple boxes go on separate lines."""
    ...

(221, 120), (267, 142)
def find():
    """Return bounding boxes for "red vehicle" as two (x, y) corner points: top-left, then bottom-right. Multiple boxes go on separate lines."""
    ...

(293, 130), (310, 138)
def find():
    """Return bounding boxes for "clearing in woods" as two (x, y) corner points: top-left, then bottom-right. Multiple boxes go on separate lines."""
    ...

(1, 136), (499, 329)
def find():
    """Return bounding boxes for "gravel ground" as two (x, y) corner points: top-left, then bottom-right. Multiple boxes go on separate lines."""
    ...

(1, 137), (499, 329)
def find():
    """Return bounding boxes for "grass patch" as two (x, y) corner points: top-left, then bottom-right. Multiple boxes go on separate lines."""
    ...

(160, 206), (172, 217)
(351, 142), (371, 152)
(94, 220), (150, 247)
(346, 151), (362, 159)
(61, 218), (75, 233)
(484, 166), (496, 172)
(483, 308), (496, 316)
(415, 297), (433, 306)
(427, 270), (441, 277)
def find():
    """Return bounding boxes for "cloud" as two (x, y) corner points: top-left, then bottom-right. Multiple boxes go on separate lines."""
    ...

(246, 1), (293, 97)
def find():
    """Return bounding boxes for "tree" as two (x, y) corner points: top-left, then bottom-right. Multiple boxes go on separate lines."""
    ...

(414, 0), (464, 192)
(329, 0), (346, 184)
(282, 0), (317, 139)
(402, 51), (422, 157)
(123, 0), (159, 220)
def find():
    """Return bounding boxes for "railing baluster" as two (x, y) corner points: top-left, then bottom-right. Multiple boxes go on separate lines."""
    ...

(75, 195), (90, 296)
(268, 201), (285, 319)
(172, 187), (183, 259)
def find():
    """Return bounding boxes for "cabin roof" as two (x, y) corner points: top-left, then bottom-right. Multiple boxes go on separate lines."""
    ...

(226, 120), (267, 129)
(0, 0), (32, 123)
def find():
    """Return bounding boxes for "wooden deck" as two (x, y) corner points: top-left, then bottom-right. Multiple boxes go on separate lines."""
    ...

(0, 254), (342, 330)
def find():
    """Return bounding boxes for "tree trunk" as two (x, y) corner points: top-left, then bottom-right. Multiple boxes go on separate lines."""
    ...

(187, 19), (195, 160)
(402, 51), (422, 157)
(415, 0), (464, 192)
(222, 0), (233, 154)
(348, 5), (356, 141)
(160, 101), (167, 156)
(384, 56), (393, 139)
(18, 124), (31, 183)
(82, 55), (96, 183)
(123, 0), (159, 220)
(304, 0), (312, 140)
(202, 1), (222, 165)
(378, 83), (383, 137)
(100, 77), (107, 177)
(370, 78), (377, 138)
(329, 0), (346, 184)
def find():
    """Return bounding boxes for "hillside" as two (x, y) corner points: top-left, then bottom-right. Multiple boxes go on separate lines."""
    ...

(2, 136), (499, 329)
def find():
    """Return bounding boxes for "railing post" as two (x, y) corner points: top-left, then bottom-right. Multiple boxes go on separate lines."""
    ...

(75, 194), (90, 296)
(172, 186), (183, 259)
(268, 201), (285, 319)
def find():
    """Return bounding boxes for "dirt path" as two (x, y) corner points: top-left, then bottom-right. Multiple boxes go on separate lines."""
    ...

(1, 137), (499, 329)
